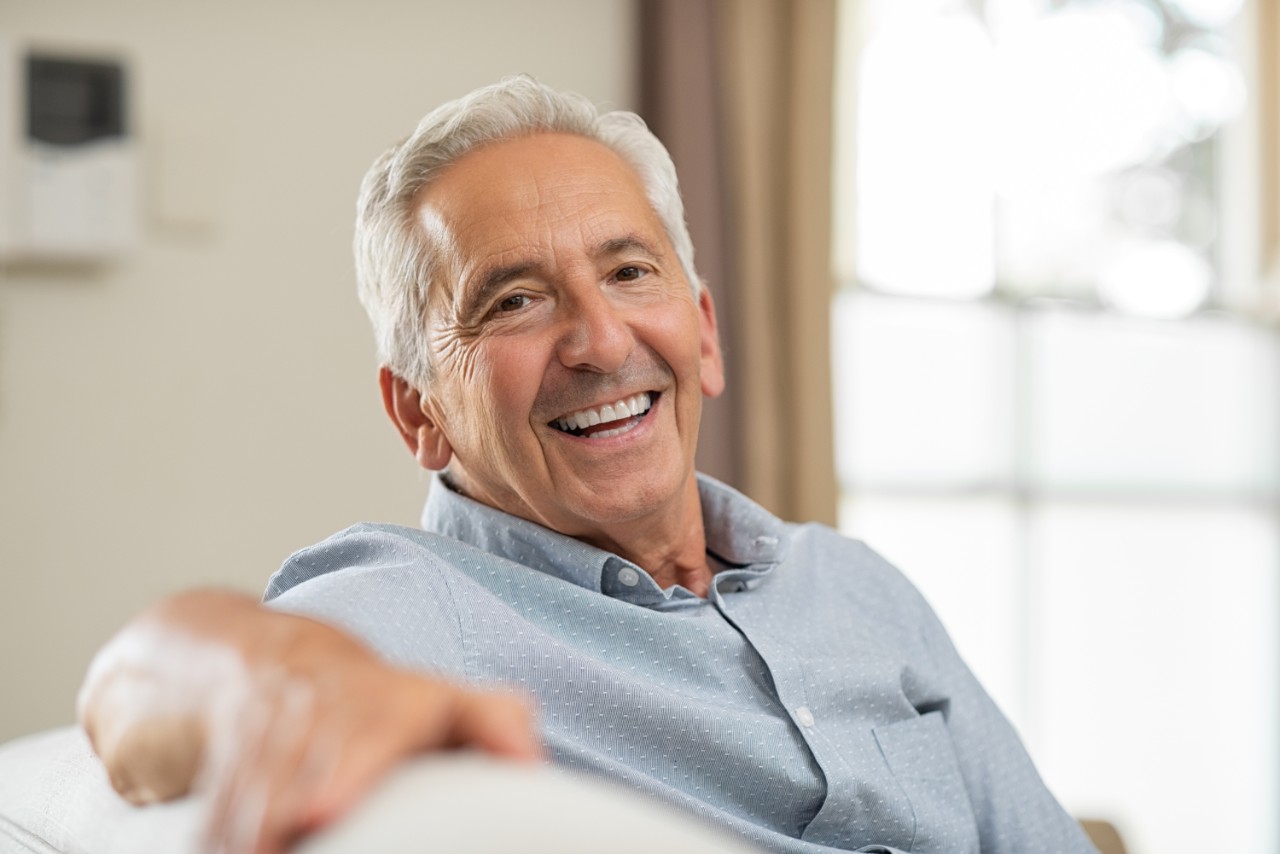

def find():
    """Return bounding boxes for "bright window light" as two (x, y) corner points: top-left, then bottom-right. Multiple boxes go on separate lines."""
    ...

(833, 1), (1276, 851)
(854, 8), (995, 298)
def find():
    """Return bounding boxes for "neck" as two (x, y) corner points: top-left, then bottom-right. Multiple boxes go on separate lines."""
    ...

(442, 470), (716, 598)
(578, 478), (714, 597)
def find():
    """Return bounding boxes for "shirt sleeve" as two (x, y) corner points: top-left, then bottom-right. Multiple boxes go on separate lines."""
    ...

(263, 524), (470, 680)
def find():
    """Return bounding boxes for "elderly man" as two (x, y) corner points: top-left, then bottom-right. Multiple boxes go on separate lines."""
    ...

(81, 77), (1097, 854)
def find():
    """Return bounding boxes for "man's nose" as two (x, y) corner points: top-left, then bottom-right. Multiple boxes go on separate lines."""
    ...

(556, 285), (635, 373)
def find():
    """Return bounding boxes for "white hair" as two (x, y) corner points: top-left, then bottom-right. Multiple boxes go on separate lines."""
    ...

(354, 75), (701, 388)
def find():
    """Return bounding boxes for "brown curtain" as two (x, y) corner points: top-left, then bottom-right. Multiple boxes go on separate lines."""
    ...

(641, 0), (838, 526)
(1262, 0), (1280, 291)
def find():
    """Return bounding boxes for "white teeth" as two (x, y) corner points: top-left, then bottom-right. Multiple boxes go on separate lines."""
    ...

(553, 392), (653, 434)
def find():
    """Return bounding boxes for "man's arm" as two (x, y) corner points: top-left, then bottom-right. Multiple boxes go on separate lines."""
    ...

(78, 589), (541, 854)
(907, 593), (1099, 851)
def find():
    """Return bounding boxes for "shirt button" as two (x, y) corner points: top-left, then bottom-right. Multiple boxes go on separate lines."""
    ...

(617, 566), (641, 587)
(795, 706), (815, 728)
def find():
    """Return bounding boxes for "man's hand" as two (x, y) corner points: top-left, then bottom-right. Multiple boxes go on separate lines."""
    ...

(78, 590), (542, 854)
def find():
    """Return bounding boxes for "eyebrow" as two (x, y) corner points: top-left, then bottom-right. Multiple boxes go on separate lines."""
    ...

(459, 234), (666, 320)
(597, 234), (664, 262)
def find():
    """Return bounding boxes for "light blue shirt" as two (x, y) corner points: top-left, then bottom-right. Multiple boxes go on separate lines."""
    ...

(264, 474), (1096, 854)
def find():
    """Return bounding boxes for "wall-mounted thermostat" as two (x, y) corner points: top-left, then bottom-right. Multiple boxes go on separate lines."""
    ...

(0, 38), (138, 262)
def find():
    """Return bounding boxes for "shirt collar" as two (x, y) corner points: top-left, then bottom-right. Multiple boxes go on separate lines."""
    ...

(420, 472), (789, 604)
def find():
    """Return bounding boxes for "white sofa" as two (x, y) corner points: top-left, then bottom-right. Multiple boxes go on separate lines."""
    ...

(0, 727), (762, 854)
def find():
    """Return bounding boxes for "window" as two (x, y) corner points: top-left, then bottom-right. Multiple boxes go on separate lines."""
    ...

(832, 1), (1278, 850)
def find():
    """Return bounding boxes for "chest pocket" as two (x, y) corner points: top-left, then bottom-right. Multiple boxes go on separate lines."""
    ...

(872, 711), (980, 854)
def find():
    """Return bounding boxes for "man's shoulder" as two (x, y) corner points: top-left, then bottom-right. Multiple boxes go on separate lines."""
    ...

(263, 522), (494, 674)
(783, 521), (935, 610)
(263, 522), (493, 602)
(784, 519), (891, 570)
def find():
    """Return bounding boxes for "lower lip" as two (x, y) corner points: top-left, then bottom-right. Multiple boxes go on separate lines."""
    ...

(590, 420), (643, 440)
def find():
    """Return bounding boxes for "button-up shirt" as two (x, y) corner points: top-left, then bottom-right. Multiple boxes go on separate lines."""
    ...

(264, 474), (1095, 853)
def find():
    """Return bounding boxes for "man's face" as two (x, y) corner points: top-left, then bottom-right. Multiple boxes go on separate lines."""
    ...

(411, 133), (724, 542)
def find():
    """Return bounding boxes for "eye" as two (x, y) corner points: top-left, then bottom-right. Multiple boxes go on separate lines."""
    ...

(615, 265), (645, 282)
(495, 293), (531, 314)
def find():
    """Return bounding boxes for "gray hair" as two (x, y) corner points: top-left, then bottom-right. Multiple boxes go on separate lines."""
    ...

(354, 75), (701, 388)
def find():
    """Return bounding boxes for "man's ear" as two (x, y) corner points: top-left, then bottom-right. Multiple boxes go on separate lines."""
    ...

(379, 366), (454, 471)
(697, 287), (726, 399)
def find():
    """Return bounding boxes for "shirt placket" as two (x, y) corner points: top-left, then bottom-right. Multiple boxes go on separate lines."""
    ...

(709, 573), (915, 850)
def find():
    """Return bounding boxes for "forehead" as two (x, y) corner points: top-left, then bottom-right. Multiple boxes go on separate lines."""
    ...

(413, 134), (666, 292)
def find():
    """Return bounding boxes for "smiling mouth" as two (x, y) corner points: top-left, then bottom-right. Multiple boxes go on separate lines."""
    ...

(550, 392), (657, 439)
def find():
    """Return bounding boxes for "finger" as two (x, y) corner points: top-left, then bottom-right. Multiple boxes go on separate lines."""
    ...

(246, 680), (325, 854)
(295, 682), (541, 833)
(200, 683), (276, 854)
(290, 681), (438, 831)
(449, 690), (543, 761)
(220, 775), (268, 854)
(251, 700), (344, 854)
(202, 676), (318, 854)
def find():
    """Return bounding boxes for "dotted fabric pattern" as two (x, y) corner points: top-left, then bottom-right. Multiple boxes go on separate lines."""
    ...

(265, 474), (1098, 854)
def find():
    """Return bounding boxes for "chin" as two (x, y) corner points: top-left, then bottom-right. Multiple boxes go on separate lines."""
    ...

(571, 473), (688, 523)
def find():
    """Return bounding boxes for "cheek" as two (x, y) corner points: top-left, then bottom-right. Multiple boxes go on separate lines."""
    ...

(468, 343), (543, 437)
(650, 313), (704, 379)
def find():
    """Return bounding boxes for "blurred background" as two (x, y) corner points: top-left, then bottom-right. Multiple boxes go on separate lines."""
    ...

(0, 1), (1275, 852)
(831, 2), (1278, 852)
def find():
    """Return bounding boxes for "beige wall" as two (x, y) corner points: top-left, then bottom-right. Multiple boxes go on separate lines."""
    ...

(0, 0), (636, 742)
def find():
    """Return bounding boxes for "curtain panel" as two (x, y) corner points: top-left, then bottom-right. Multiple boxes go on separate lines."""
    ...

(640, 0), (839, 526)
(1262, 0), (1280, 315)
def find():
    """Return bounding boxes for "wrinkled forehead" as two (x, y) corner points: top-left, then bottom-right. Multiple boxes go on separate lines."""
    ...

(410, 133), (668, 314)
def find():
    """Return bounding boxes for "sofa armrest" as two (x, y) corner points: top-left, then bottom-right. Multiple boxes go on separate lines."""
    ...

(0, 728), (201, 854)
(0, 728), (760, 854)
